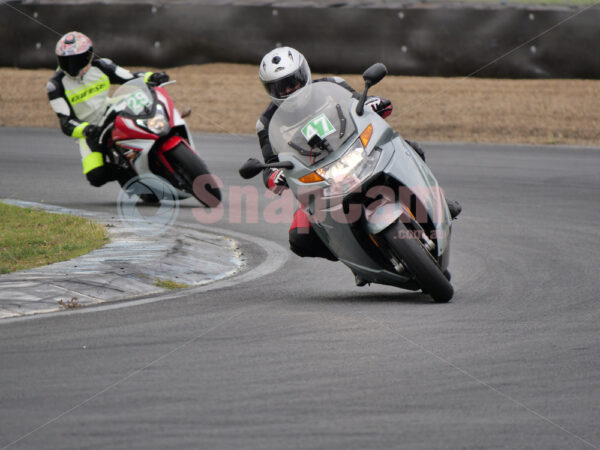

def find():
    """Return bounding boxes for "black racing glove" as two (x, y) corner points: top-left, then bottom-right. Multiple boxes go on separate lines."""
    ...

(84, 124), (102, 140)
(148, 72), (169, 86)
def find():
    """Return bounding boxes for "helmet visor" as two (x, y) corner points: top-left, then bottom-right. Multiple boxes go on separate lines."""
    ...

(263, 62), (310, 100)
(58, 49), (93, 77)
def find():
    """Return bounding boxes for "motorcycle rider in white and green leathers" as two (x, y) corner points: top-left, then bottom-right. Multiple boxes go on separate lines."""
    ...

(256, 46), (462, 264)
(46, 31), (169, 189)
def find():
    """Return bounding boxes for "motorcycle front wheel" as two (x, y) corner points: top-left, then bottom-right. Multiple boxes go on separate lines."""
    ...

(163, 143), (222, 208)
(382, 221), (454, 303)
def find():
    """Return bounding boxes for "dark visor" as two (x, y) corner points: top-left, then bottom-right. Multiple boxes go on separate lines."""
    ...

(264, 66), (309, 100)
(57, 49), (93, 77)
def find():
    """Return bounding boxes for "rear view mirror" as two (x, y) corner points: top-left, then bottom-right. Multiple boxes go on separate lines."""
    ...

(239, 158), (265, 179)
(356, 63), (388, 116)
(362, 63), (388, 87)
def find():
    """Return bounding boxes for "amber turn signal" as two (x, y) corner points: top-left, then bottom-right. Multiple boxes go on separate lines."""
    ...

(360, 124), (373, 148)
(299, 172), (325, 183)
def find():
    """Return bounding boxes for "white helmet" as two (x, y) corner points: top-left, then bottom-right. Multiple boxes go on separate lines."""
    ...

(259, 47), (311, 103)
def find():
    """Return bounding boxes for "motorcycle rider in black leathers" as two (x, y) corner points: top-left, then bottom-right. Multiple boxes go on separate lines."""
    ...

(46, 31), (169, 192)
(256, 47), (462, 273)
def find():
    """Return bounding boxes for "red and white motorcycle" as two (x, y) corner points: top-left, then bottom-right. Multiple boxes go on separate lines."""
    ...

(99, 77), (221, 207)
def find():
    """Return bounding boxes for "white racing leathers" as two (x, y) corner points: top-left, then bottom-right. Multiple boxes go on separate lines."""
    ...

(47, 58), (149, 175)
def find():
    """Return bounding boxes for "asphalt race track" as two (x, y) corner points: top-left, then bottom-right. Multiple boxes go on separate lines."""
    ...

(1, 127), (599, 450)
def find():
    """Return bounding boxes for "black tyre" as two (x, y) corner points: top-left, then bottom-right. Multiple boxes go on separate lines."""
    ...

(163, 143), (221, 207)
(382, 222), (454, 303)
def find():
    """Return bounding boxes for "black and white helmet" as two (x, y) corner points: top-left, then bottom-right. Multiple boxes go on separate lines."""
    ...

(259, 47), (311, 104)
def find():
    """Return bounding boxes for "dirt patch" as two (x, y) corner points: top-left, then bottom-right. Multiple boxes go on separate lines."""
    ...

(2, 63), (598, 146)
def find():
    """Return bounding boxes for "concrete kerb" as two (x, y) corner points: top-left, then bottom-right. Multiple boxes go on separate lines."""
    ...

(0, 199), (245, 319)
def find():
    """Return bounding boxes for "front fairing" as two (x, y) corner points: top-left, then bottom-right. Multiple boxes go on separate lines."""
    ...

(269, 82), (394, 200)
(107, 79), (191, 200)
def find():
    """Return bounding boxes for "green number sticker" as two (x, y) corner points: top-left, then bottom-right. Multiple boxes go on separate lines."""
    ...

(126, 90), (151, 115)
(301, 114), (336, 141)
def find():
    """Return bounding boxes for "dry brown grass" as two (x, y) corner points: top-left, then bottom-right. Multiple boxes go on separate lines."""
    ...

(2, 63), (598, 146)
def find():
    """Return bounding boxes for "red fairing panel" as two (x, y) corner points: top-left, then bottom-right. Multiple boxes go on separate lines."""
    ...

(157, 136), (196, 173)
(155, 87), (175, 127)
(112, 116), (158, 141)
(161, 135), (185, 152)
(290, 208), (312, 232)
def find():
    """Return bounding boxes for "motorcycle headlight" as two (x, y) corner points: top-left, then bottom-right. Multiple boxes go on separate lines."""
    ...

(296, 124), (380, 193)
(315, 124), (381, 187)
(317, 146), (365, 181)
(137, 105), (170, 135)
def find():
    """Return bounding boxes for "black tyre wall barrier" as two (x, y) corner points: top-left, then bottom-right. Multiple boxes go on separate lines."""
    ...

(1, 2), (599, 78)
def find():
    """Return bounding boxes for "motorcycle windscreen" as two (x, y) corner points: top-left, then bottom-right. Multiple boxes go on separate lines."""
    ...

(269, 82), (357, 166)
(111, 77), (154, 117)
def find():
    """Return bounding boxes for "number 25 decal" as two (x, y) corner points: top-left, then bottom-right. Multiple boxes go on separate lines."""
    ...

(127, 91), (151, 114)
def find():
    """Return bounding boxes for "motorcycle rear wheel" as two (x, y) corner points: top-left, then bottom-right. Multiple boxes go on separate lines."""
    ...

(163, 143), (222, 207)
(382, 222), (454, 303)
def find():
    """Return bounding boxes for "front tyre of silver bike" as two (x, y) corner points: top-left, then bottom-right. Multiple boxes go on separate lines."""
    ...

(382, 222), (454, 303)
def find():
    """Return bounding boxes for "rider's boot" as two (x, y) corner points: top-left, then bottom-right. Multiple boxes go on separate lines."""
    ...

(406, 140), (425, 162)
(446, 199), (462, 219)
(352, 270), (368, 287)
(138, 193), (161, 204)
(115, 166), (136, 190)
(115, 167), (161, 204)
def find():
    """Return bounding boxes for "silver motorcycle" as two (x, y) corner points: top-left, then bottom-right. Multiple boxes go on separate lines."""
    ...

(240, 64), (455, 302)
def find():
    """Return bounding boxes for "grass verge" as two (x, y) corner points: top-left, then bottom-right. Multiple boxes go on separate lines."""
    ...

(0, 203), (108, 274)
(153, 278), (192, 290)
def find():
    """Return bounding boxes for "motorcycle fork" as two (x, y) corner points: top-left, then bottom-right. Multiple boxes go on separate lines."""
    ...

(370, 205), (437, 275)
